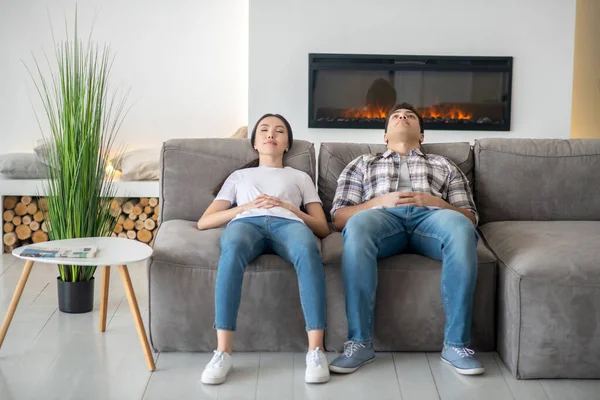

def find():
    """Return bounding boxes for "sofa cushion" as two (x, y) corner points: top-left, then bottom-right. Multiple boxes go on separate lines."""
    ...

(160, 138), (316, 223)
(474, 138), (600, 224)
(153, 219), (321, 269)
(321, 231), (496, 266)
(480, 221), (600, 285)
(318, 142), (473, 220)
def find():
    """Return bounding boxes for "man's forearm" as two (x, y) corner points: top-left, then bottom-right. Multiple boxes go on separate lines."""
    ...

(332, 198), (381, 231)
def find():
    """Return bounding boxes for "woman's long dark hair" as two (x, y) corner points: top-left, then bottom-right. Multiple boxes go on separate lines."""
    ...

(212, 114), (294, 196)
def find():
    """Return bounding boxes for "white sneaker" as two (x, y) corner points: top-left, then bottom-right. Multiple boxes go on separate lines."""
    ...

(305, 347), (330, 383)
(201, 350), (233, 385)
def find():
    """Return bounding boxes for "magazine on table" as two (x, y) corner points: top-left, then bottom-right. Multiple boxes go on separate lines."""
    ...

(20, 246), (99, 259)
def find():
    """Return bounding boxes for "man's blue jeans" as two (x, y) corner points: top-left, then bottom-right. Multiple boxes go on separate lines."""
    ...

(215, 216), (327, 331)
(341, 206), (478, 347)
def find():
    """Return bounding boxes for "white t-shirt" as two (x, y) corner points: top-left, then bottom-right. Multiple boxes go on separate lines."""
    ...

(215, 166), (322, 224)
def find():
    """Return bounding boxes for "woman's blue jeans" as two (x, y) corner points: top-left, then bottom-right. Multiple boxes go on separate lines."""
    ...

(214, 216), (327, 332)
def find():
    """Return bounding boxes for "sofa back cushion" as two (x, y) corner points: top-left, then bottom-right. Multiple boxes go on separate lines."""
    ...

(160, 138), (316, 222)
(474, 138), (600, 224)
(318, 142), (474, 220)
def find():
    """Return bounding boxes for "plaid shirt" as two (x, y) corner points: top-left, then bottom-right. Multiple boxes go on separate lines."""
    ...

(331, 148), (479, 224)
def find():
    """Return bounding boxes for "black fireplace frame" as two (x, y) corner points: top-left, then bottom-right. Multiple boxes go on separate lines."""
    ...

(308, 53), (513, 131)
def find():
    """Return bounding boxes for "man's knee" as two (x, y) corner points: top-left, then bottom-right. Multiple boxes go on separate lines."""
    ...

(438, 210), (474, 231)
(343, 209), (382, 238)
(431, 210), (477, 249)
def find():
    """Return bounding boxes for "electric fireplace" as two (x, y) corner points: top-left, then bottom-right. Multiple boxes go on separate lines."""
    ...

(309, 54), (513, 131)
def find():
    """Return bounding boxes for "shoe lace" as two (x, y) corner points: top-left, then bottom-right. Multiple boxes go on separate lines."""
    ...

(453, 347), (475, 358)
(343, 341), (365, 358)
(207, 350), (225, 368)
(307, 347), (324, 368)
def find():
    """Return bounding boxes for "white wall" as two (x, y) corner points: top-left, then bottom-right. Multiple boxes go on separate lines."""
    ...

(249, 0), (577, 147)
(0, 0), (248, 152)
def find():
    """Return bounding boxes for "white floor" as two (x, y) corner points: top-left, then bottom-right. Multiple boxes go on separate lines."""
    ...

(0, 254), (598, 400)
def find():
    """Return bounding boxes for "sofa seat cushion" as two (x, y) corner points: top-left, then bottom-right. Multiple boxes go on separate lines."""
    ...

(153, 219), (321, 269)
(321, 231), (496, 267)
(480, 221), (600, 285)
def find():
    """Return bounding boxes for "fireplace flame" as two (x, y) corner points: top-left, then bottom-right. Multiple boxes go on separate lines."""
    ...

(419, 104), (473, 120)
(343, 104), (388, 119)
(342, 103), (473, 120)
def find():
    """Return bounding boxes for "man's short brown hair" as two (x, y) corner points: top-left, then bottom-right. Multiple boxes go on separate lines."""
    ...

(384, 102), (424, 133)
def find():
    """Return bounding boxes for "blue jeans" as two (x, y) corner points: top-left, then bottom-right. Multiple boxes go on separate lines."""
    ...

(215, 216), (327, 331)
(341, 206), (478, 347)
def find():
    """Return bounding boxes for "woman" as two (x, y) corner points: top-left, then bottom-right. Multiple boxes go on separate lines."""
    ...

(198, 114), (330, 385)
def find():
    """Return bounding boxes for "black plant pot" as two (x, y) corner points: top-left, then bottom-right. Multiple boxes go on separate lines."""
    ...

(57, 277), (95, 313)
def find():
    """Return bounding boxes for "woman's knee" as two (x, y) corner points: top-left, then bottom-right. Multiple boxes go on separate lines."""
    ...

(290, 224), (320, 248)
(288, 236), (321, 264)
(220, 223), (259, 252)
(220, 233), (249, 251)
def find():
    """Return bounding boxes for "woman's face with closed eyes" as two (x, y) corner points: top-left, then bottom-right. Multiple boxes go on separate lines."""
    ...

(253, 116), (290, 156)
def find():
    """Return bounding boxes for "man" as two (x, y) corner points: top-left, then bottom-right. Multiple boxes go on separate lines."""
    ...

(328, 103), (484, 376)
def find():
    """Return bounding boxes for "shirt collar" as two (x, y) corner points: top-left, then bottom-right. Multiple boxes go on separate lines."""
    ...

(382, 147), (428, 159)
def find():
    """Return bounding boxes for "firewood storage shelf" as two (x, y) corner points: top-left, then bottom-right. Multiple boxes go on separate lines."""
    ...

(0, 179), (159, 253)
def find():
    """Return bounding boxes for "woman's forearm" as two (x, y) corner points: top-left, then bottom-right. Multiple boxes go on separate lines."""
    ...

(287, 207), (330, 238)
(197, 206), (246, 230)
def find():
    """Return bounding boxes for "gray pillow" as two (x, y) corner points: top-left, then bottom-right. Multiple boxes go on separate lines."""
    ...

(35, 139), (110, 171)
(0, 153), (49, 179)
(33, 140), (52, 166)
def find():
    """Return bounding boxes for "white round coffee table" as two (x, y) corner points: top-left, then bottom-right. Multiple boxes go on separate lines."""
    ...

(0, 237), (155, 371)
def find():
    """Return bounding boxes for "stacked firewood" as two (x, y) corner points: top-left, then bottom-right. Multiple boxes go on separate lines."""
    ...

(109, 198), (159, 246)
(2, 196), (160, 253)
(3, 196), (49, 253)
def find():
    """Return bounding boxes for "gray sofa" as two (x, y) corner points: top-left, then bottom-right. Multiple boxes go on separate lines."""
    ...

(149, 137), (600, 379)
(475, 139), (600, 379)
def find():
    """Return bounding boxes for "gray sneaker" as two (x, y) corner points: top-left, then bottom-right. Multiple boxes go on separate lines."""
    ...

(329, 341), (375, 373)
